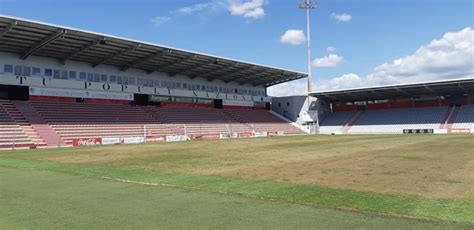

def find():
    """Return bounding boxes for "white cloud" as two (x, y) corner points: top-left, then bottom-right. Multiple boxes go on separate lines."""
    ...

(229, 0), (266, 19)
(151, 16), (171, 27)
(312, 54), (344, 68)
(280, 30), (306, 46)
(267, 79), (308, 97)
(316, 27), (474, 91)
(326, 46), (337, 52)
(176, 3), (211, 14)
(331, 13), (352, 22)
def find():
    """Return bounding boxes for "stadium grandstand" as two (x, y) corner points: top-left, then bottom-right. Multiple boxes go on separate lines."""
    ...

(0, 15), (307, 149)
(312, 78), (474, 135)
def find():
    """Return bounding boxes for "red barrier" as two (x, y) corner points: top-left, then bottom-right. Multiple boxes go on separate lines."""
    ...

(160, 102), (213, 108)
(84, 98), (130, 105)
(72, 138), (102, 147)
(367, 103), (389, 110)
(30, 95), (76, 102)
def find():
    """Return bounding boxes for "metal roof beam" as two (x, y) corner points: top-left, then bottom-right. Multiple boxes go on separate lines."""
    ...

(92, 43), (141, 67)
(120, 49), (171, 71)
(170, 59), (218, 77)
(423, 84), (436, 93)
(62, 38), (105, 63)
(220, 66), (258, 83)
(394, 87), (412, 96)
(150, 54), (197, 74)
(0, 20), (17, 38)
(457, 83), (467, 93)
(241, 72), (278, 85)
(20, 29), (66, 60)
(192, 64), (238, 79)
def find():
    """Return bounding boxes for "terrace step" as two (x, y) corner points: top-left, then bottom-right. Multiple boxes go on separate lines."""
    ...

(13, 101), (64, 147)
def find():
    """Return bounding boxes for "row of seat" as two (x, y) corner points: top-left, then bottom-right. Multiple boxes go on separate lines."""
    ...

(24, 100), (304, 145)
(0, 100), (36, 148)
(319, 105), (474, 134)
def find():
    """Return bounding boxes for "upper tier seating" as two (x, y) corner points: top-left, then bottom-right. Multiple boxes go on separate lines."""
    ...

(319, 111), (356, 134)
(452, 105), (474, 129)
(222, 109), (305, 135)
(0, 100), (35, 148)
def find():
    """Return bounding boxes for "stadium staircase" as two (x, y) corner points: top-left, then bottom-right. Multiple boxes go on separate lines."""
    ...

(222, 109), (306, 135)
(0, 100), (39, 149)
(12, 101), (63, 147)
(341, 111), (364, 134)
(439, 105), (461, 129)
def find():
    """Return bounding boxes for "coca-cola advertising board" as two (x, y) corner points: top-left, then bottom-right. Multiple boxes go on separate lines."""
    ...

(72, 138), (102, 147)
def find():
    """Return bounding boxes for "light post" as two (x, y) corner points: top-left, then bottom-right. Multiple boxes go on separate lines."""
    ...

(299, 0), (317, 94)
(299, 0), (319, 134)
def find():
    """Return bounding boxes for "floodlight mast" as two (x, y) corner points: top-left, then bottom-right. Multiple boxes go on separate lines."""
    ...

(299, 0), (317, 94)
(299, 0), (318, 134)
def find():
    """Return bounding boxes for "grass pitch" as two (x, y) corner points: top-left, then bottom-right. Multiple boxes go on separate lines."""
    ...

(1, 135), (473, 229)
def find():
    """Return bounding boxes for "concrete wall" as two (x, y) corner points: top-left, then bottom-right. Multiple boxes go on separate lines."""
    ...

(271, 96), (331, 126)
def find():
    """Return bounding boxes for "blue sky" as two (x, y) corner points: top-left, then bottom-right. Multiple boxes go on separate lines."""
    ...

(0, 0), (473, 96)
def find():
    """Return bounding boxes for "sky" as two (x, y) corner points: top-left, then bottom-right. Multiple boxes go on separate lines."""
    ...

(0, 0), (473, 96)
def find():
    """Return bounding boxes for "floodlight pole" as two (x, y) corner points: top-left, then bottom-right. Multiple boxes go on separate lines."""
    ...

(299, 0), (317, 94)
(299, 0), (318, 134)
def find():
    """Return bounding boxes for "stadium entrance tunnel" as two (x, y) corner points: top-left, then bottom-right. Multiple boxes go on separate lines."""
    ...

(133, 94), (149, 106)
(0, 85), (29, 101)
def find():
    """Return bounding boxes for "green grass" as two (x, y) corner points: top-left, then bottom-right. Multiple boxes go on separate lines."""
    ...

(1, 135), (473, 228)
(1, 167), (469, 230)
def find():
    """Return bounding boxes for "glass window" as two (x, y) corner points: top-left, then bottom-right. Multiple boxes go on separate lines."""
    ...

(100, 74), (108, 82)
(3, 64), (13, 73)
(196, 85), (200, 91)
(32, 67), (41, 76)
(79, 72), (87, 80)
(87, 73), (94, 82)
(117, 76), (123, 84)
(61, 70), (68, 79)
(137, 78), (143, 86)
(176, 82), (181, 89)
(109, 75), (117, 83)
(161, 80), (166, 88)
(69, 71), (77, 80)
(123, 77), (129, 85)
(53, 70), (61, 79)
(44, 68), (52, 77)
(14, 66), (22, 75)
(182, 83), (187, 89)
(93, 74), (100, 82)
(129, 77), (135, 85)
(202, 85), (206, 91)
(154, 80), (160, 87)
(22, 66), (31, 76)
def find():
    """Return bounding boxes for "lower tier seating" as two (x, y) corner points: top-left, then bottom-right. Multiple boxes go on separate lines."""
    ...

(222, 109), (305, 135)
(0, 100), (36, 148)
(452, 105), (474, 129)
(0, 100), (307, 147)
